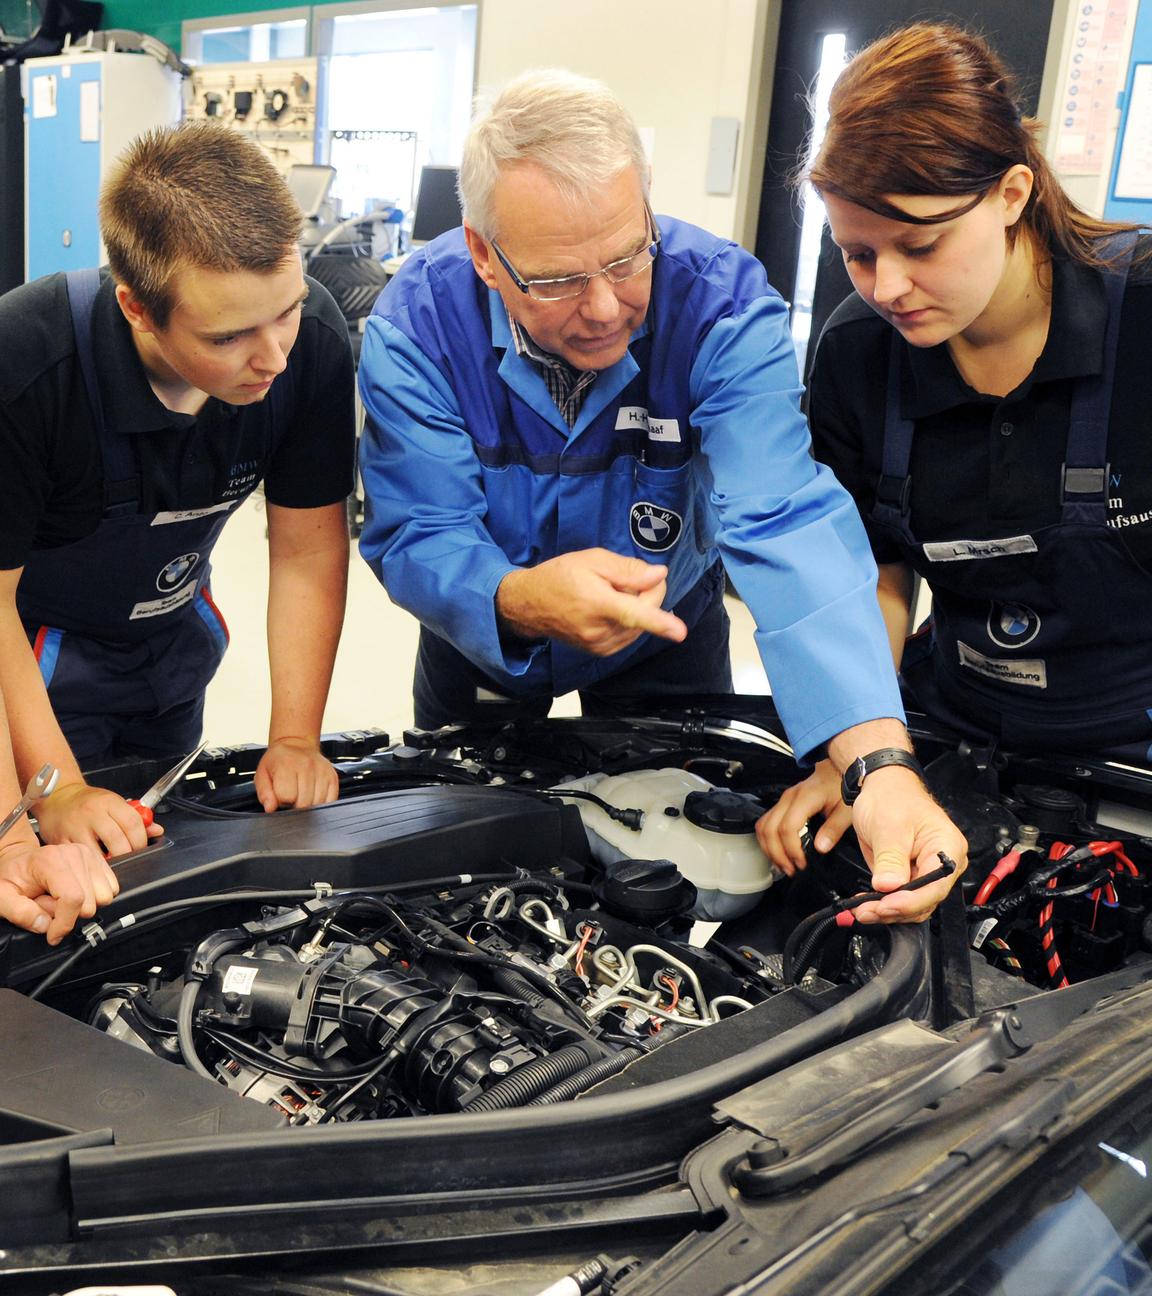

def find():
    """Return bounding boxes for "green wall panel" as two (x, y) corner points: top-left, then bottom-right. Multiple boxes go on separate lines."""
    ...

(0, 0), (36, 39)
(100, 2), (349, 53)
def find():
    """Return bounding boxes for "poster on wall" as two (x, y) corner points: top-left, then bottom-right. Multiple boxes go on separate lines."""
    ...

(1052, 0), (1133, 176)
(1113, 62), (1152, 198)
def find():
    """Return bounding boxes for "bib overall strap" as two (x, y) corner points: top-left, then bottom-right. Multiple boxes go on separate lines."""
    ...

(64, 268), (140, 518)
(1061, 233), (1136, 525)
(873, 328), (915, 536)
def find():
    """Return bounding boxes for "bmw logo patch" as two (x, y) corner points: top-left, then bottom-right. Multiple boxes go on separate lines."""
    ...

(629, 502), (683, 553)
(156, 552), (200, 593)
(987, 601), (1041, 649)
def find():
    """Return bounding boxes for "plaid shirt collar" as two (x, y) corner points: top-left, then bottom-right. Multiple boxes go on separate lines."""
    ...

(507, 315), (597, 429)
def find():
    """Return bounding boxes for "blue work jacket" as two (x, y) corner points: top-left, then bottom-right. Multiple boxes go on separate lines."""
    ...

(358, 218), (902, 759)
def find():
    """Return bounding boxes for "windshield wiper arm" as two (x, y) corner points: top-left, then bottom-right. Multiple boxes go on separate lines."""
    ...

(732, 969), (1149, 1198)
(731, 1076), (1075, 1295)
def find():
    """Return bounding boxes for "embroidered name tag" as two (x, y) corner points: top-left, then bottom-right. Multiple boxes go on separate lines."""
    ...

(647, 417), (681, 443)
(957, 641), (1047, 688)
(923, 535), (1037, 562)
(129, 579), (198, 620)
(614, 406), (682, 442)
(151, 501), (236, 526)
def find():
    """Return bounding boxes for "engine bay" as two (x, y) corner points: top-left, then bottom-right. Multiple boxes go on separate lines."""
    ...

(4, 706), (1152, 1144)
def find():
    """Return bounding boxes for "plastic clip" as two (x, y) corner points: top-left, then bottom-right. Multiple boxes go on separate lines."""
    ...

(80, 922), (107, 947)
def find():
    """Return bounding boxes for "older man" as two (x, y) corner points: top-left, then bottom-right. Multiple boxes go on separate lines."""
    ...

(357, 70), (965, 923)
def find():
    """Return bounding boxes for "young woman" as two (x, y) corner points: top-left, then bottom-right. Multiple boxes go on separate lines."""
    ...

(758, 22), (1152, 874)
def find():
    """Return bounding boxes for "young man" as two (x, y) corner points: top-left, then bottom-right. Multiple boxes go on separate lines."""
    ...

(0, 121), (356, 858)
(357, 70), (967, 925)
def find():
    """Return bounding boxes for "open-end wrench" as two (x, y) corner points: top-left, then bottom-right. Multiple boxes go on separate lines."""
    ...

(0, 764), (60, 843)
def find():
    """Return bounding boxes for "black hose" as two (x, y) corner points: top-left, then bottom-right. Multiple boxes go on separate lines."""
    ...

(491, 965), (548, 1007)
(779, 860), (957, 985)
(527, 1046), (643, 1104)
(316, 1052), (396, 1125)
(782, 908), (839, 984)
(536, 787), (643, 830)
(177, 979), (216, 1081)
(460, 1043), (599, 1112)
(24, 874), (520, 1001)
(528, 1024), (682, 1105)
(199, 1026), (380, 1083)
(28, 941), (96, 1000)
(408, 910), (592, 1028)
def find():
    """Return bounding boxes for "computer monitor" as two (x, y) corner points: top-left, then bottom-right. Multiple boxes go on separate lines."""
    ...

(410, 165), (462, 245)
(286, 164), (336, 220)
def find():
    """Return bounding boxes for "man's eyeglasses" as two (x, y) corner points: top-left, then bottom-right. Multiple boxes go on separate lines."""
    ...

(491, 203), (660, 302)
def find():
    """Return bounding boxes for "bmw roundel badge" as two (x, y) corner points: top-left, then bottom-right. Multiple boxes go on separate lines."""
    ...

(156, 552), (201, 593)
(629, 502), (683, 553)
(987, 601), (1041, 649)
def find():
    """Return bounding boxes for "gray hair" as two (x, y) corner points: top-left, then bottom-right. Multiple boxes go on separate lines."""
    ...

(458, 68), (650, 239)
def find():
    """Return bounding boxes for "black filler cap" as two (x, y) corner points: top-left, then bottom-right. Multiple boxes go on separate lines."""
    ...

(683, 788), (763, 835)
(594, 858), (697, 924)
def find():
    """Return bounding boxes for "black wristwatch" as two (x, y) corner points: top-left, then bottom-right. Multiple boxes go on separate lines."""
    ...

(841, 747), (924, 806)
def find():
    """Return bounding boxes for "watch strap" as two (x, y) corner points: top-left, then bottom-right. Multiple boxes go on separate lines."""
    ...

(841, 747), (924, 806)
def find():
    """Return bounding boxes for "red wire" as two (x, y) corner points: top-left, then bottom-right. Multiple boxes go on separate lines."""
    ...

(574, 925), (594, 978)
(1090, 841), (1138, 876)
(975, 848), (1022, 905)
(1085, 843), (1128, 928)
(1040, 843), (1071, 988)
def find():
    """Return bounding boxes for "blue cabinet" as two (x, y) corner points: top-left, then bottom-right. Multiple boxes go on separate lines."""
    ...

(24, 52), (181, 280)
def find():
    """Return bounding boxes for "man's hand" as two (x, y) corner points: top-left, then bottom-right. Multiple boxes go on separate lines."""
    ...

(756, 758), (849, 875)
(254, 736), (339, 813)
(0, 836), (119, 944)
(847, 766), (967, 923)
(760, 719), (968, 924)
(35, 781), (162, 858)
(496, 549), (688, 656)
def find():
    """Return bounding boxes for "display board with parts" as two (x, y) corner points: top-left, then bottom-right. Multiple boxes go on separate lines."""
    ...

(185, 58), (321, 174)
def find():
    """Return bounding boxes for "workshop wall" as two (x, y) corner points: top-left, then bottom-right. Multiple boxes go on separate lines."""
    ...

(97, 0), (775, 245)
(91, 0), (1125, 244)
(475, 0), (776, 247)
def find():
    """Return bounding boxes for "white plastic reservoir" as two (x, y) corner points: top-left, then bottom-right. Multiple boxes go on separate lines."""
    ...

(557, 768), (777, 921)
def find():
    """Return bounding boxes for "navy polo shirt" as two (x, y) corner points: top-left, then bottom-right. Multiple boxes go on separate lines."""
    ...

(809, 241), (1152, 572)
(0, 269), (355, 569)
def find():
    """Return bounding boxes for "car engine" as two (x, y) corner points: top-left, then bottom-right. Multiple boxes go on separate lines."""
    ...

(8, 708), (1152, 1135)
(88, 866), (768, 1124)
